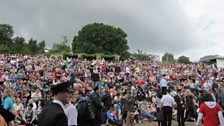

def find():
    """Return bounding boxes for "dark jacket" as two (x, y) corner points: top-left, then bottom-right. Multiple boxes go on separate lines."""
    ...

(90, 92), (103, 119)
(38, 103), (68, 126)
(76, 96), (91, 126)
(174, 94), (185, 110)
(185, 95), (194, 110)
(101, 92), (112, 109)
(124, 97), (135, 112)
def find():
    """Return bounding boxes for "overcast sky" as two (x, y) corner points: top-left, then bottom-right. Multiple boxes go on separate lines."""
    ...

(0, 0), (224, 61)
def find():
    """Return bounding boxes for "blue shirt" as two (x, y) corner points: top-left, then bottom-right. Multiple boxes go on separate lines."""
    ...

(160, 79), (168, 88)
(3, 96), (14, 112)
(114, 104), (120, 111)
(107, 111), (117, 121)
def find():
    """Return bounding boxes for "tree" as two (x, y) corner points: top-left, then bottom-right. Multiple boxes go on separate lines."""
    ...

(49, 36), (71, 54)
(38, 41), (46, 53)
(0, 23), (46, 55)
(25, 38), (46, 55)
(0, 24), (14, 53)
(72, 23), (129, 59)
(12, 36), (26, 54)
(0, 24), (14, 42)
(177, 55), (191, 64)
(162, 52), (175, 63)
(26, 38), (39, 55)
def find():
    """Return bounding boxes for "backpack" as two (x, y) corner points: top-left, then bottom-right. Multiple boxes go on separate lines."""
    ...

(85, 96), (95, 121)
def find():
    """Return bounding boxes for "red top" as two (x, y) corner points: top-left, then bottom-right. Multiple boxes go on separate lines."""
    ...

(199, 102), (222, 126)
(137, 80), (146, 86)
(101, 64), (107, 71)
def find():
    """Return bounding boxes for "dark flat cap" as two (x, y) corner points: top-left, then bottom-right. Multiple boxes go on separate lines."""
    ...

(51, 81), (74, 94)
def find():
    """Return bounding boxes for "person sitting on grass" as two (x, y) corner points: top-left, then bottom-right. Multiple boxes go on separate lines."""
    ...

(107, 105), (122, 126)
(140, 98), (157, 121)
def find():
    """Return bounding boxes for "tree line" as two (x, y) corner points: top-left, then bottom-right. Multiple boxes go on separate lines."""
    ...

(0, 24), (45, 55)
(0, 23), (191, 64)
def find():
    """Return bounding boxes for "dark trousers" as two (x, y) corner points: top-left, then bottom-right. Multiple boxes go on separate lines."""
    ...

(161, 87), (167, 95)
(121, 111), (127, 125)
(184, 109), (197, 122)
(177, 109), (185, 126)
(93, 118), (101, 126)
(108, 120), (122, 126)
(162, 106), (172, 126)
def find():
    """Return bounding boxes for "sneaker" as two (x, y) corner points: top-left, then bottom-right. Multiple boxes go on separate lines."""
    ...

(134, 120), (137, 124)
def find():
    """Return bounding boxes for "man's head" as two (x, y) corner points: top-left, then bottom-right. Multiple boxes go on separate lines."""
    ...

(177, 88), (182, 94)
(28, 103), (33, 110)
(126, 91), (131, 98)
(93, 85), (100, 94)
(51, 81), (74, 104)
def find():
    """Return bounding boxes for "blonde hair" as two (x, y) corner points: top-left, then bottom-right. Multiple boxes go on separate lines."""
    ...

(185, 89), (191, 95)
(16, 98), (21, 103)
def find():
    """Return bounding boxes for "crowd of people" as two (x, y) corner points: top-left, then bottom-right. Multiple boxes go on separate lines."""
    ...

(0, 54), (224, 126)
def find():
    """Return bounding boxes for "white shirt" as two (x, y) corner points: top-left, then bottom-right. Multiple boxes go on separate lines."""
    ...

(12, 103), (23, 114)
(65, 103), (78, 126)
(126, 67), (130, 73)
(31, 92), (42, 102)
(161, 94), (176, 107)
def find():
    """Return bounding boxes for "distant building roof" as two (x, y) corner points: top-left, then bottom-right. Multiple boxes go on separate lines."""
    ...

(199, 55), (224, 62)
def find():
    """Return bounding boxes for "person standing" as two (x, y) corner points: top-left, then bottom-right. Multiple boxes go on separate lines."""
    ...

(184, 89), (197, 122)
(65, 92), (78, 126)
(101, 89), (112, 111)
(196, 93), (224, 126)
(74, 90), (93, 126)
(161, 89), (176, 126)
(90, 86), (104, 126)
(160, 74), (168, 95)
(38, 81), (74, 126)
(124, 91), (135, 126)
(218, 81), (224, 108)
(174, 89), (185, 126)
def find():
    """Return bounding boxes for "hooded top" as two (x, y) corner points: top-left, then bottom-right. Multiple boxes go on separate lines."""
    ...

(196, 102), (224, 126)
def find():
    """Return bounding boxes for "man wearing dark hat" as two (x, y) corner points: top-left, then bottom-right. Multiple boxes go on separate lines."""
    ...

(38, 81), (74, 126)
(174, 88), (185, 126)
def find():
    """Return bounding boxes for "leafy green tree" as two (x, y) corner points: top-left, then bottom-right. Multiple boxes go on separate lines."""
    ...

(177, 55), (191, 64)
(0, 24), (14, 42)
(38, 41), (46, 53)
(72, 23), (129, 59)
(49, 36), (71, 54)
(12, 36), (26, 54)
(162, 52), (175, 63)
(26, 38), (39, 55)
(0, 23), (45, 55)
(0, 44), (10, 53)
(0, 24), (14, 53)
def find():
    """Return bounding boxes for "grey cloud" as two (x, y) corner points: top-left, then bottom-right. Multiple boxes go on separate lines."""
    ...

(0, 0), (198, 54)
